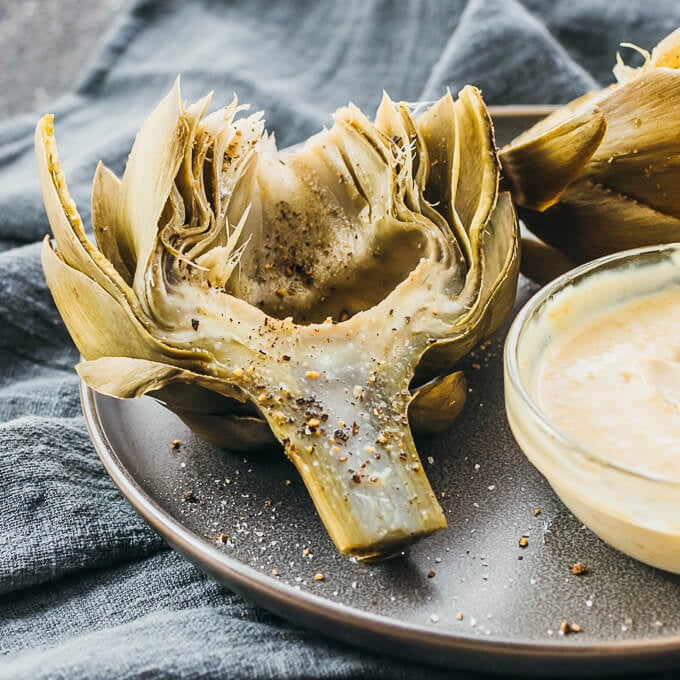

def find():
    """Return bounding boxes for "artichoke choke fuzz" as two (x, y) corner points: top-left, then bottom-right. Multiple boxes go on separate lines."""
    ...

(501, 28), (680, 278)
(37, 81), (518, 558)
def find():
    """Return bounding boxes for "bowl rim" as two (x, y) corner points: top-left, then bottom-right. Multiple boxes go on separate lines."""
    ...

(504, 242), (680, 487)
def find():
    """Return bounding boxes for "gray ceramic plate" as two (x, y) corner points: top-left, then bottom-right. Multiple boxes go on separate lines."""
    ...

(81, 108), (680, 677)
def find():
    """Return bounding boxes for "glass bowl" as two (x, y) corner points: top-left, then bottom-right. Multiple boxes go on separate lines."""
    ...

(504, 243), (680, 573)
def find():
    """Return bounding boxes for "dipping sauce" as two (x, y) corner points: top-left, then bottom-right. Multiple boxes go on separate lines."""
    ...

(538, 286), (680, 478)
(505, 245), (680, 573)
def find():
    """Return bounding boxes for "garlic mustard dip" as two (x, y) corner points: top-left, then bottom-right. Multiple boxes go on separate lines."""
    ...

(505, 244), (680, 573)
(537, 286), (680, 477)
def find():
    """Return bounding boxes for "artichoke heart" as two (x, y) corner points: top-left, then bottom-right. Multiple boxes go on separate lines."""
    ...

(37, 80), (518, 558)
(501, 27), (680, 273)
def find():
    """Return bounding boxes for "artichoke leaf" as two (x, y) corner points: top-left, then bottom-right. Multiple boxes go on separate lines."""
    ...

(35, 116), (133, 305)
(417, 192), (519, 378)
(36, 114), (184, 341)
(583, 68), (680, 220)
(417, 91), (469, 263)
(41, 236), (212, 366)
(650, 27), (680, 69)
(92, 162), (133, 284)
(173, 411), (276, 451)
(410, 371), (467, 434)
(499, 106), (607, 211)
(452, 87), (500, 242)
(520, 236), (577, 285)
(518, 179), (680, 262)
(37, 127), (215, 367)
(77, 356), (246, 402)
(416, 88), (518, 378)
(117, 79), (191, 290)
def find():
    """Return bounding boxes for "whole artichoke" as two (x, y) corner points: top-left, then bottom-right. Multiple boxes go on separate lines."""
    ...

(501, 27), (680, 272)
(37, 81), (518, 557)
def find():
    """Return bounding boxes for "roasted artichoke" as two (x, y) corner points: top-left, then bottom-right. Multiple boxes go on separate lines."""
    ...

(37, 81), (518, 558)
(501, 27), (680, 272)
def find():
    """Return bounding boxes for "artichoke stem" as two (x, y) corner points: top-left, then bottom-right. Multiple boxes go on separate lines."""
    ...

(261, 377), (446, 559)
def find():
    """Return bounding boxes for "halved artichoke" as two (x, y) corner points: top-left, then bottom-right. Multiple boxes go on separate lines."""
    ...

(501, 27), (680, 275)
(37, 81), (518, 558)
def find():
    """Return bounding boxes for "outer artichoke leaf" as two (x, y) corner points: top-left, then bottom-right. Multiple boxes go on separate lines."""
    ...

(91, 161), (133, 284)
(42, 236), (212, 365)
(43, 237), (168, 362)
(583, 68), (680, 220)
(172, 411), (276, 451)
(117, 79), (191, 289)
(398, 104), (430, 203)
(650, 27), (680, 68)
(416, 192), (519, 379)
(37, 113), (179, 337)
(374, 93), (421, 212)
(35, 116), (134, 304)
(409, 370), (467, 434)
(520, 179), (680, 261)
(471, 192), (521, 339)
(453, 86), (499, 242)
(151, 381), (254, 416)
(416, 92), (469, 260)
(509, 89), (603, 144)
(500, 106), (607, 211)
(520, 236), (577, 285)
(77, 356), (244, 402)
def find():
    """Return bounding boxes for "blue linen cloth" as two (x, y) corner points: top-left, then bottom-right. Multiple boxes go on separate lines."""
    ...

(1, 1), (680, 677)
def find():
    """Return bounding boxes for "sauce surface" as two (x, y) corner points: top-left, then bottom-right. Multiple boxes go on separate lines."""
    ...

(538, 285), (680, 478)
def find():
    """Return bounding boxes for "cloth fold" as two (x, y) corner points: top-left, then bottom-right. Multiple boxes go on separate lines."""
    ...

(1, 1), (679, 677)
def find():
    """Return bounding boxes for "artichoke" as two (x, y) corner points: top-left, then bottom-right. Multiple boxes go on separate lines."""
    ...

(501, 27), (680, 273)
(37, 80), (518, 558)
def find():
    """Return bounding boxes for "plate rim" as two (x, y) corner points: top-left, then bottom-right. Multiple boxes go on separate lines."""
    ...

(79, 105), (680, 676)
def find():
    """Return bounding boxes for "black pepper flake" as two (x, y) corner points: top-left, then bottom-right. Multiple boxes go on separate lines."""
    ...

(191, 318), (199, 331)
(182, 490), (198, 503)
(352, 473), (362, 484)
(282, 355), (291, 361)
(334, 428), (349, 443)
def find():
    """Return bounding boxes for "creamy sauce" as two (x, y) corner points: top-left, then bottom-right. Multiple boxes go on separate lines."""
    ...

(538, 286), (680, 478)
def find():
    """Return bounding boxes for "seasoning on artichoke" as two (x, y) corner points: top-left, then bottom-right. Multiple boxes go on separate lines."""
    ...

(37, 80), (519, 558)
(501, 27), (680, 270)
